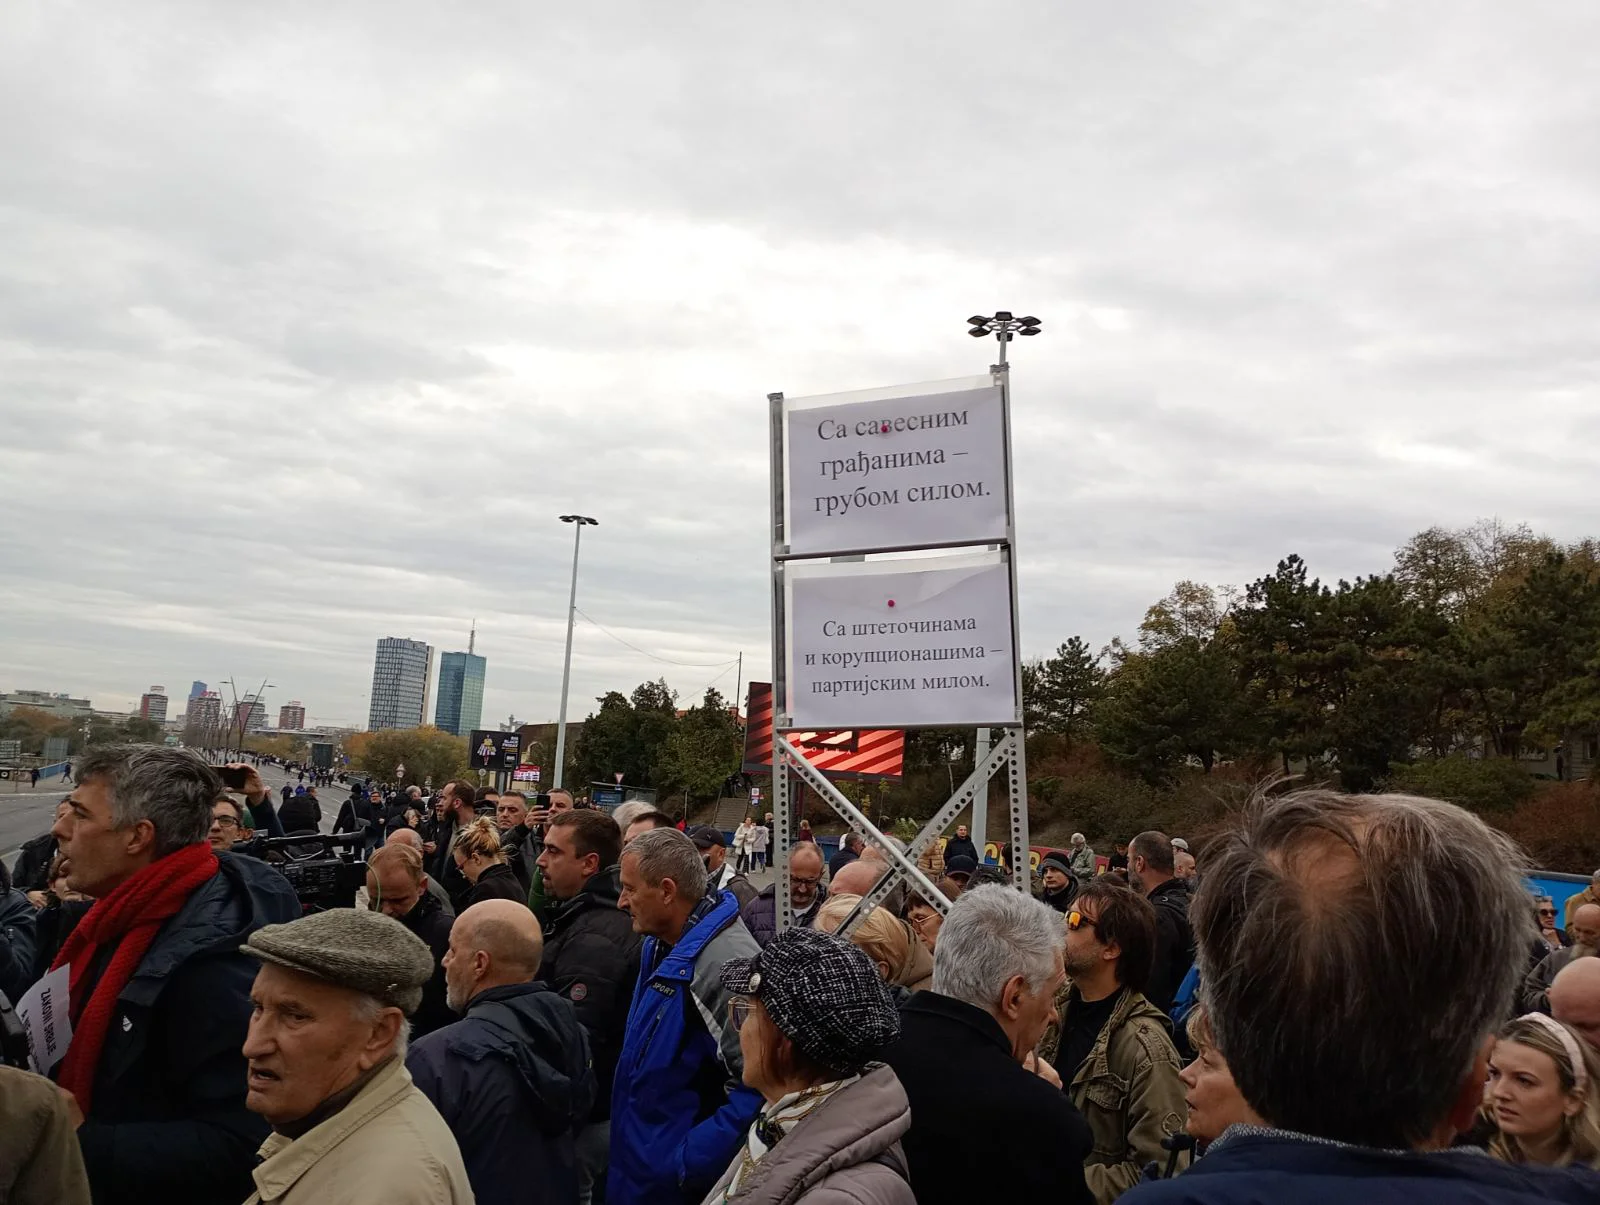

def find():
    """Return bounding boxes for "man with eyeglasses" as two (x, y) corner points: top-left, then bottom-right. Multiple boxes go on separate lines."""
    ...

(739, 841), (829, 947)
(208, 796), (255, 853)
(537, 809), (641, 1205)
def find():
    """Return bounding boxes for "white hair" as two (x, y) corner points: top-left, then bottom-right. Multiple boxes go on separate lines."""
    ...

(931, 884), (1063, 1009)
(611, 800), (654, 834)
(351, 993), (409, 1061)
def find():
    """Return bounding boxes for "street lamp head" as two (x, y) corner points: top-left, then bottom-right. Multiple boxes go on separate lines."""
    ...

(560, 514), (599, 526)
(965, 311), (1044, 344)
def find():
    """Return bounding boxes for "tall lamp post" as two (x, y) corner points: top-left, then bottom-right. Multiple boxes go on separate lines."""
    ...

(964, 311), (1040, 862)
(553, 514), (598, 791)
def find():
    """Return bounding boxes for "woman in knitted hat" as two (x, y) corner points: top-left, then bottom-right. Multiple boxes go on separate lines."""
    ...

(1485, 1013), (1600, 1168)
(706, 927), (913, 1204)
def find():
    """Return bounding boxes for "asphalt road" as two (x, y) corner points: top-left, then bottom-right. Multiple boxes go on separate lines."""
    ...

(1, 761), (342, 868)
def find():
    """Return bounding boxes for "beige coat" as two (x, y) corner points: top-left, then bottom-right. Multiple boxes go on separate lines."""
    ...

(0, 1066), (91, 1205)
(1566, 885), (1600, 929)
(245, 1058), (474, 1205)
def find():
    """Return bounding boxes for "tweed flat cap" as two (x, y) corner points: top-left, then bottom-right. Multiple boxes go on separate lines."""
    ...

(242, 908), (435, 1015)
(721, 926), (899, 1076)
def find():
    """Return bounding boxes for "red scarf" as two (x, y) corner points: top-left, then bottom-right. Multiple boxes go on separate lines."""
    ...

(51, 843), (220, 1113)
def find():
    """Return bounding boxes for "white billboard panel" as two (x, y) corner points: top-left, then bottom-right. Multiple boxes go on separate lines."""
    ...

(783, 379), (1008, 556)
(785, 553), (1017, 729)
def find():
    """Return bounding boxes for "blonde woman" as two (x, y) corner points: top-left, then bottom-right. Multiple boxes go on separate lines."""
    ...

(1486, 1013), (1600, 1169)
(1178, 1007), (1263, 1145)
(451, 817), (528, 909)
(813, 894), (933, 997)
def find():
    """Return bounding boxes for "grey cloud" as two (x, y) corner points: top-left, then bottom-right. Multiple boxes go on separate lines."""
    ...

(3, 1), (1599, 723)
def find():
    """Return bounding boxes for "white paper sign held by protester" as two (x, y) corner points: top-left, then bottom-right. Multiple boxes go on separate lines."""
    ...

(16, 964), (73, 1075)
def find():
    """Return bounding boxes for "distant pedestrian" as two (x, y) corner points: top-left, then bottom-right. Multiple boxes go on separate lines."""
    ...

(752, 820), (769, 871)
(30, 767), (40, 788)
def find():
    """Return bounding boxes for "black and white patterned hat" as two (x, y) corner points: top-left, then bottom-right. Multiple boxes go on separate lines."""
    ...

(721, 926), (900, 1075)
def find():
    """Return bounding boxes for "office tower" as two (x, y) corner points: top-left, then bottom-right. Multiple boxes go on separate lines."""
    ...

(139, 686), (169, 723)
(434, 625), (487, 736)
(369, 637), (434, 730)
(278, 700), (306, 730)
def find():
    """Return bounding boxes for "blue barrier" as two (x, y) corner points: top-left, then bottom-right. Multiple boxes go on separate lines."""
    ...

(1529, 870), (1593, 919)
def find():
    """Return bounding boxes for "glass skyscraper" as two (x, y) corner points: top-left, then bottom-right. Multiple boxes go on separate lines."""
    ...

(369, 637), (434, 730)
(434, 650), (486, 736)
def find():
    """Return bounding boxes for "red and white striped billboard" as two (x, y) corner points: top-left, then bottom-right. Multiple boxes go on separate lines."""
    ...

(742, 682), (904, 780)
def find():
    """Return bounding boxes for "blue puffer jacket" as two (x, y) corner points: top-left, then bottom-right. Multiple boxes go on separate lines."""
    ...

(1122, 1127), (1600, 1204)
(607, 891), (762, 1205)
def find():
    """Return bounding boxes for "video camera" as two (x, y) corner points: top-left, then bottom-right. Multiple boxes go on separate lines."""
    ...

(254, 832), (368, 913)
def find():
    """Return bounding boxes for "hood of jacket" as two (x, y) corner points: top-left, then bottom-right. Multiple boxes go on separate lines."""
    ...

(124, 848), (300, 1006)
(891, 921), (933, 991)
(545, 863), (624, 934)
(714, 1063), (911, 1205)
(445, 981), (596, 1135)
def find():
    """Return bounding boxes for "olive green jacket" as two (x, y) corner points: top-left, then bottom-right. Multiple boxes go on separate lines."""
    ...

(1037, 985), (1188, 1204)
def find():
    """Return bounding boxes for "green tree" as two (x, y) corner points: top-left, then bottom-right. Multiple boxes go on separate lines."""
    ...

(656, 688), (743, 808)
(353, 726), (469, 789)
(1024, 637), (1105, 744)
(1094, 636), (1245, 782)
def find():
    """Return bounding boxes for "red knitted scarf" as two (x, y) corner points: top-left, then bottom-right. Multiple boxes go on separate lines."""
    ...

(51, 843), (220, 1112)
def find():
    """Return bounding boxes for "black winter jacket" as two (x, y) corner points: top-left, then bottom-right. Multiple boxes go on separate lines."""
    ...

(333, 795), (380, 840)
(538, 865), (641, 1123)
(396, 889), (456, 1038)
(879, 991), (1094, 1205)
(276, 795), (321, 834)
(408, 981), (596, 1205)
(1144, 877), (1195, 1014)
(459, 862), (527, 909)
(0, 888), (38, 1003)
(11, 830), (59, 893)
(69, 851), (300, 1205)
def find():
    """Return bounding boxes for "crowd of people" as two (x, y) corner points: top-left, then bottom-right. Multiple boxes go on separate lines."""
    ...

(1, 744), (1598, 1205)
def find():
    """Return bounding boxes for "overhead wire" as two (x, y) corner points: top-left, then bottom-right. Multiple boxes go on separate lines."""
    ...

(572, 606), (742, 670)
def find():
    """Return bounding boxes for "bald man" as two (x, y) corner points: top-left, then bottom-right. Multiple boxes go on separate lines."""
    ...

(1522, 903), (1600, 1014)
(831, 857), (886, 897)
(408, 899), (596, 1205)
(1550, 956), (1600, 1050)
(382, 827), (455, 913)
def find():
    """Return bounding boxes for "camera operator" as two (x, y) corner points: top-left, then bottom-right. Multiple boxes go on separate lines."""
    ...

(217, 763), (284, 838)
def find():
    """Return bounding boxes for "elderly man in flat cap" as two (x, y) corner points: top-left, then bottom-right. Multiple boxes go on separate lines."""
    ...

(239, 908), (474, 1205)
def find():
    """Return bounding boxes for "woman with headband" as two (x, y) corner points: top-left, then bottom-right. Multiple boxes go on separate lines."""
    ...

(1485, 1012), (1600, 1168)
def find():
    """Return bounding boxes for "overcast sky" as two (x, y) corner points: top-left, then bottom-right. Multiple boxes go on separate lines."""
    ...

(3, 2), (1597, 728)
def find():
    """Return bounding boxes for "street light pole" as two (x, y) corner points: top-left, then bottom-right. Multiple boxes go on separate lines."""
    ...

(553, 514), (598, 791)
(964, 311), (1041, 862)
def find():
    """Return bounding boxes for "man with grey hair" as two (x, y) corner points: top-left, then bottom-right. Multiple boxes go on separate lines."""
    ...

(879, 884), (1094, 1205)
(610, 828), (761, 1205)
(1123, 789), (1600, 1203)
(240, 908), (472, 1203)
(48, 745), (299, 1205)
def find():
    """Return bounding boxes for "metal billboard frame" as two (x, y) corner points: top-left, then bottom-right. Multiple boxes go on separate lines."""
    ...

(768, 362), (1030, 933)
